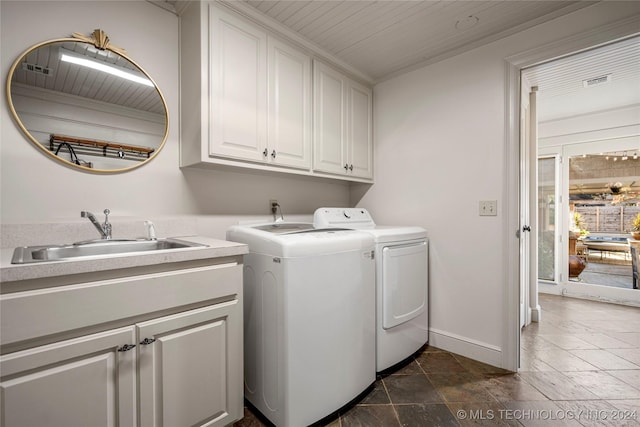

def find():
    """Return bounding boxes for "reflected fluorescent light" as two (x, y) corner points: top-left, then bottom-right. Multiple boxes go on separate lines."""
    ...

(60, 53), (154, 87)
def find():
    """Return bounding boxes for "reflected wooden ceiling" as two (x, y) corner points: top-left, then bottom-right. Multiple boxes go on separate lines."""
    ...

(12, 41), (165, 115)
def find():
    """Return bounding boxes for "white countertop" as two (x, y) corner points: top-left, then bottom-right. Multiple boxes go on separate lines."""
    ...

(1, 236), (248, 283)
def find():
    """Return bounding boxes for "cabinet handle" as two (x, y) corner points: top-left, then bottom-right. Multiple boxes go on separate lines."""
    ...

(349, 164), (354, 171)
(117, 344), (136, 352)
(140, 338), (156, 345)
(263, 148), (268, 157)
(344, 163), (349, 171)
(271, 150), (277, 159)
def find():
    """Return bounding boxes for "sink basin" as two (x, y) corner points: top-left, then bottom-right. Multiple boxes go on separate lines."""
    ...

(11, 238), (205, 264)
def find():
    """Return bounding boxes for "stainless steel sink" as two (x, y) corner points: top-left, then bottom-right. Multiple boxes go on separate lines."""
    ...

(11, 238), (205, 264)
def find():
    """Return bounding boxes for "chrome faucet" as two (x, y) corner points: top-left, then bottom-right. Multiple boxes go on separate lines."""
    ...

(81, 209), (112, 239)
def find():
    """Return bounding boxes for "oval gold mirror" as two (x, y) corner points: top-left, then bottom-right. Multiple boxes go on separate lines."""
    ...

(6, 30), (168, 173)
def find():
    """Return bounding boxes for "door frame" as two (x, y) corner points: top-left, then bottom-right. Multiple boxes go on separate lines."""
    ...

(502, 18), (640, 372)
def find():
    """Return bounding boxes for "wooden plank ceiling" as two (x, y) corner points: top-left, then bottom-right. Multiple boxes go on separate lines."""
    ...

(523, 36), (640, 121)
(237, 0), (596, 82)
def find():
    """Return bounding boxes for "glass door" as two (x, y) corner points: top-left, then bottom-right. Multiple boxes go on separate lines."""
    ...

(538, 156), (559, 283)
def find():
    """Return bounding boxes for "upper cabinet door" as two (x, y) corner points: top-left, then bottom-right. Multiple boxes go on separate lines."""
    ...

(268, 37), (312, 170)
(209, 6), (267, 162)
(347, 80), (373, 179)
(313, 61), (347, 175)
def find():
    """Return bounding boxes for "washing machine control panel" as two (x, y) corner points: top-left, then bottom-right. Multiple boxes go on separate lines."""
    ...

(314, 207), (375, 229)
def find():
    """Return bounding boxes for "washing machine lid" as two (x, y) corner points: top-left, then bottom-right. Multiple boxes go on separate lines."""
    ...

(252, 223), (315, 234)
(314, 208), (427, 243)
(226, 222), (375, 257)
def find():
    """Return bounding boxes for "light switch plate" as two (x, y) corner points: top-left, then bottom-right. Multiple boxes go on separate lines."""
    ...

(479, 200), (498, 216)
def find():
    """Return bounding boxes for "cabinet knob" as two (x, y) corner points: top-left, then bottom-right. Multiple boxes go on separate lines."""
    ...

(344, 163), (349, 171)
(140, 338), (156, 345)
(117, 344), (136, 352)
(349, 164), (354, 171)
(263, 148), (268, 157)
(271, 150), (277, 159)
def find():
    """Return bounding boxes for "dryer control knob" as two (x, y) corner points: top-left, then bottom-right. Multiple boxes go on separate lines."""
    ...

(343, 210), (351, 219)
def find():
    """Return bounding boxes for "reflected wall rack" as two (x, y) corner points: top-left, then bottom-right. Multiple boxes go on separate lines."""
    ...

(49, 134), (154, 162)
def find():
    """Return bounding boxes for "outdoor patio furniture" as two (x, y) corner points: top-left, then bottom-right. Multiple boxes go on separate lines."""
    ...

(582, 235), (631, 260)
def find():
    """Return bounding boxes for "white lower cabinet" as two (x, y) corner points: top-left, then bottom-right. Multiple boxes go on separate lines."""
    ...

(0, 327), (138, 427)
(138, 302), (242, 427)
(0, 262), (244, 427)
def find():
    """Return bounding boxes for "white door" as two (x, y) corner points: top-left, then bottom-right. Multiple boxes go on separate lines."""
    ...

(0, 327), (137, 427)
(519, 81), (532, 329)
(268, 37), (311, 169)
(313, 60), (347, 175)
(347, 80), (373, 179)
(209, 6), (267, 162)
(137, 302), (243, 427)
(520, 80), (540, 329)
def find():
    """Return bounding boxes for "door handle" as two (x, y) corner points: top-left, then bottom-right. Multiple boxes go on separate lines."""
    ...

(117, 344), (136, 352)
(522, 225), (531, 232)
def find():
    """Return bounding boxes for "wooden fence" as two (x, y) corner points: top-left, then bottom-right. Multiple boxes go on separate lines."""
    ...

(575, 205), (640, 233)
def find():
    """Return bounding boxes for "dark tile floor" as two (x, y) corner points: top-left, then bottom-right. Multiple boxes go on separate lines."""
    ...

(234, 294), (640, 426)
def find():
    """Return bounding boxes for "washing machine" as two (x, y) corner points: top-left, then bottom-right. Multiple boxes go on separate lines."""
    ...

(314, 208), (429, 372)
(226, 222), (375, 427)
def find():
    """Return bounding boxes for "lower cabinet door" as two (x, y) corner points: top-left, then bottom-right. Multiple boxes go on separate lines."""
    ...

(137, 301), (243, 427)
(0, 327), (137, 427)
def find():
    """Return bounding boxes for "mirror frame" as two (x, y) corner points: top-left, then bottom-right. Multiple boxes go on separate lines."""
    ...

(6, 30), (169, 174)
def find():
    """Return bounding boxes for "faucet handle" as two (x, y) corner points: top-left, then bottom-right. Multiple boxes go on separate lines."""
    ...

(102, 209), (112, 239)
(144, 220), (157, 240)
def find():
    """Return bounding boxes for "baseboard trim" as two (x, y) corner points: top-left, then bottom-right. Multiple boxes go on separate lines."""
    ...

(429, 328), (505, 370)
(530, 304), (542, 323)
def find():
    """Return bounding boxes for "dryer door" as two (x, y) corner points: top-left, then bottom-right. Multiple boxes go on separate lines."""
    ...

(382, 241), (428, 329)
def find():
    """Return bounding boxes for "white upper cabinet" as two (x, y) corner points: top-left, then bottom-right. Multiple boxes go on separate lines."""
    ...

(347, 80), (374, 179)
(268, 37), (312, 169)
(180, 1), (371, 182)
(313, 61), (347, 176)
(313, 60), (373, 180)
(209, 7), (267, 162)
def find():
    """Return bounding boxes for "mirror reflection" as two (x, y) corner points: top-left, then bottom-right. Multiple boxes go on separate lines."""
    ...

(7, 31), (168, 172)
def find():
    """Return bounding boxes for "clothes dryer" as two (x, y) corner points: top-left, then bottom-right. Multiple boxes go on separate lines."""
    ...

(226, 222), (375, 427)
(314, 208), (429, 372)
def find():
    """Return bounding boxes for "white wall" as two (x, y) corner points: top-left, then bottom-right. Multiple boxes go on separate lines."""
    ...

(0, 0), (350, 238)
(352, 2), (640, 366)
